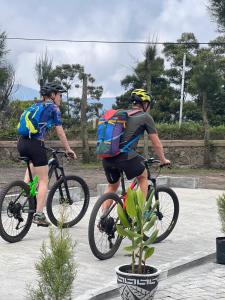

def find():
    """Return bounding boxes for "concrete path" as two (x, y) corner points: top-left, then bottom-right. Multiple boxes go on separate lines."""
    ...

(0, 188), (223, 300)
(111, 261), (225, 300)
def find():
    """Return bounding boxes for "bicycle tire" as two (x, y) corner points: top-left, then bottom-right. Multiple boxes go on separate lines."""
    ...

(144, 185), (179, 243)
(88, 192), (123, 260)
(0, 180), (34, 243)
(46, 175), (90, 227)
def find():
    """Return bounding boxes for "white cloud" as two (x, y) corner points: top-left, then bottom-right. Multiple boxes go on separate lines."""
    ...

(0, 0), (219, 97)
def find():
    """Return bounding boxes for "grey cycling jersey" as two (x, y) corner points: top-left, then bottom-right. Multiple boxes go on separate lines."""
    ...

(118, 110), (157, 160)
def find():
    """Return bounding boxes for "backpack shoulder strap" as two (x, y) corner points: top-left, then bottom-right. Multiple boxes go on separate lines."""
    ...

(127, 109), (143, 116)
(103, 109), (118, 120)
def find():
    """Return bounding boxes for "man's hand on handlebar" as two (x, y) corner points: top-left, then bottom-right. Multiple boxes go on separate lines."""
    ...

(65, 148), (77, 160)
(160, 158), (171, 167)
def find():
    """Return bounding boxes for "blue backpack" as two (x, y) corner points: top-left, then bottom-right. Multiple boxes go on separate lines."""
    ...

(17, 102), (46, 137)
(96, 109), (142, 158)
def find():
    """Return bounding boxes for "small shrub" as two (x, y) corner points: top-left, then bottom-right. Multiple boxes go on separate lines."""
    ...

(27, 212), (76, 300)
(217, 193), (225, 234)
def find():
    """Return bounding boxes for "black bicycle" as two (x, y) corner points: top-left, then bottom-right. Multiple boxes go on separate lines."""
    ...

(0, 147), (90, 243)
(88, 158), (179, 260)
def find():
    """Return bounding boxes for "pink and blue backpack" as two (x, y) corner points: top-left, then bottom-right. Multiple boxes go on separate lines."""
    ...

(96, 109), (142, 158)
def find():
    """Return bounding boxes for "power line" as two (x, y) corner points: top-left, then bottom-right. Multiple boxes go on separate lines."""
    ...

(5, 37), (225, 45)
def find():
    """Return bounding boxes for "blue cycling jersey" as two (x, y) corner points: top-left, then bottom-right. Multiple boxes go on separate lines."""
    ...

(33, 101), (62, 140)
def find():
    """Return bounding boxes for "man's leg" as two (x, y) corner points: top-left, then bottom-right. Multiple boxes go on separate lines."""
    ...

(136, 169), (148, 198)
(101, 180), (120, 211)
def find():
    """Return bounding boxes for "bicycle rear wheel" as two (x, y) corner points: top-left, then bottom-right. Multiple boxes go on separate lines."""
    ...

(144, 185), (179, 243)
(0, 181), (34, 243)
(46, 175), (90, 227)
(88, 192), (123, 260)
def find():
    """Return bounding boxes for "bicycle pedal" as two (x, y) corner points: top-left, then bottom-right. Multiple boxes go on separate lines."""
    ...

(37, 223), (49, 227)
(23, 209), (36, 213)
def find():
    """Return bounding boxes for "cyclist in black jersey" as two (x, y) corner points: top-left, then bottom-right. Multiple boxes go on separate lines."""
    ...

(102, 89), (170, 211)
(17, 83), (77, 226)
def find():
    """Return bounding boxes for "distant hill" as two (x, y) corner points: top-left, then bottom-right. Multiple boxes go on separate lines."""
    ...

(11, 84), (39, 100)
(11, 85), (116, 110)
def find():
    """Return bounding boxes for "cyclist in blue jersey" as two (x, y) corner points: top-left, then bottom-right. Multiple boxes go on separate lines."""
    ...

(17, 83), (77, 226)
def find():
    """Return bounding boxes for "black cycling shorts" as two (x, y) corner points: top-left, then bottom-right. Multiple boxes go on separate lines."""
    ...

(102, 154), (146, 184)
(17, 137), (48, 167)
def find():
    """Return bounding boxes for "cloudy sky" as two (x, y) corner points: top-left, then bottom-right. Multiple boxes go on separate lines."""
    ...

(0, 0), (219, 97)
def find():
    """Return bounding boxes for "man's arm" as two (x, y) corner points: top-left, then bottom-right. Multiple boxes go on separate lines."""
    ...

(55, 125), (77, 159)
(148, 133), (170, 165)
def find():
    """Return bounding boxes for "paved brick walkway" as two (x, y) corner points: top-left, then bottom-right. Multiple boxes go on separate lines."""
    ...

(0, 188), (223, 299)
(155, 262), (225, 300)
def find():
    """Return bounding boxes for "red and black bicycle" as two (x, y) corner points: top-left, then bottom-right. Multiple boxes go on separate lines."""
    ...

(88, 157), (179, 260)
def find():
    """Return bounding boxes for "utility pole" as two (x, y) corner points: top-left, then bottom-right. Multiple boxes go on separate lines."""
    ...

(179, 52), (186, 128)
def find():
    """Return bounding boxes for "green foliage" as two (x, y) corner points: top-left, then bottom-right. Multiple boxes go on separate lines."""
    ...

(156, 122), (225, 140)
(116, 188), (158, 274)
(208, 0), (225, 32)
(35, 50), (53, 87)
(27, 211), (76, 300)
(217, 193), (225, 234)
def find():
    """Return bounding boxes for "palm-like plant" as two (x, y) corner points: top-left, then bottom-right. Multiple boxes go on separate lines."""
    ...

(116, 187), (158, 274)
(217, 193), (225, 234)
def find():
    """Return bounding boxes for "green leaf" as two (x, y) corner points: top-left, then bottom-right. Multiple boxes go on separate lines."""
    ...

(145, 189), (154, 211)
(152, 200), (159, 212)
(117, 203), (130, 228)
(144, 214), (157, 232)
(116, 225), (130, 238)
(124, 245), (139, 252)
(116, 225), (141, 240)
(143, 229), (159, 246)
(136, 188), (146, 212)
(126, 188), (137, 218)
(144, 247), (155, 261)
(133, 237), (143, 247)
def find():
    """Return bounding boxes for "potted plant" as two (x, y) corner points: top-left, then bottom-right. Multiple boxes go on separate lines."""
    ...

(216, 192), (225, 264)
(115, 187), (160, 300)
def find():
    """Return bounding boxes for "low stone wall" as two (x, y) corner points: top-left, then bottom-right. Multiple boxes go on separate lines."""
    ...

(0, 140), (225, 168)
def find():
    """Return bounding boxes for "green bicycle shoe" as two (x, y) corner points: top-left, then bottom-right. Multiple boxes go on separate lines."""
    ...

(33, 212), (50, 227)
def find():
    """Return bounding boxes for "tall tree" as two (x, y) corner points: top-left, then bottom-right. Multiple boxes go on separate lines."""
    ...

(75, 66), (103, 163)
(208, 0), (225, 32)
(116, 42), (178, 123)
(0, 31), (14, 111)
(35, 50), (53, 89)
(50, 64), (80, 116)
(188, 47), (225, 166)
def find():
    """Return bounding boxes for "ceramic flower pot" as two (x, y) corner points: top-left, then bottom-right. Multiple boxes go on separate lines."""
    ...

(115, 264), (160, 300)
(216, 237), (225, 264)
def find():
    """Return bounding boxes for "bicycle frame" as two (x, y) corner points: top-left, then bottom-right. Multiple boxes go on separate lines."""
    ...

(21, 149), (73, 210)
(103, 159), (161, 219)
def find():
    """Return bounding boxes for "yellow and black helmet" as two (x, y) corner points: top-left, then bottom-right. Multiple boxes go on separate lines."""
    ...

(130, 89), (152, 103)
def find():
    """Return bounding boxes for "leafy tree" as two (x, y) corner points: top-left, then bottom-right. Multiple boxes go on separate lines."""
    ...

(73, 66), (103, 162)
(50, 64), (80, 116)
(208, 0), (225, 32)
(188, 46), (225, 166)
(0, 31), (15, 111)
(116, 42), (178, 124)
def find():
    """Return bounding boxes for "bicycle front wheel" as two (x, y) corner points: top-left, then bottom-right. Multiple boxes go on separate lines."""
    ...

(0, 181), (34, 243)
(46, 175), (90, 227)
(88, 193), (123, 260)
(144, 185), (179, 243)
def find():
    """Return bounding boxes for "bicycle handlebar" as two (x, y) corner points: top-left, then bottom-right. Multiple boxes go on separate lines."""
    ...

(144, 157), (171, 168)
(44, 146), (67, 156)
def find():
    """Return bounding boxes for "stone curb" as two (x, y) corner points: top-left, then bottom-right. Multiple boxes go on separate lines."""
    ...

(87, 252), (216, 300)
(97, 176), (199, 197)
